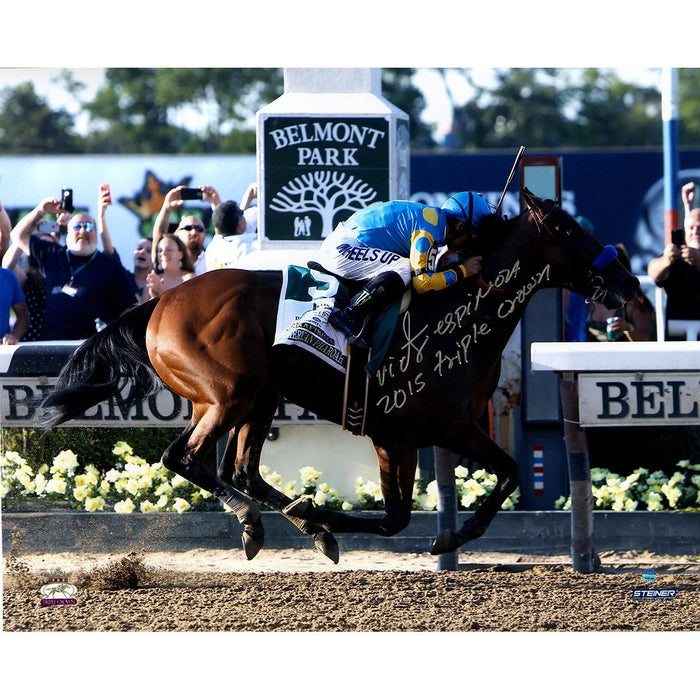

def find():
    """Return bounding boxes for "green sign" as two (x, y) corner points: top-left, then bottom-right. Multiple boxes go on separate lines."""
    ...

(262, 115), (391, 242)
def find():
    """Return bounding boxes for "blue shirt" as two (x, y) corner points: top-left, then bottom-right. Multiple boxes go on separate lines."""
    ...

(30, 238), (137, 340)
(0, 268), (25, 337)
(343, 201), (447, 256)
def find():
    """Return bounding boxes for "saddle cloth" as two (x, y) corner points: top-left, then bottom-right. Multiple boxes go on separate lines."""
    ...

(273, 264), (401, 376)
(273, 264), (347, 373)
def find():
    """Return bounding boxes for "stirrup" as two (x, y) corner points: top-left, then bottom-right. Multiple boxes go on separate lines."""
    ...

(329, 310), (369, 349)
(346, 316), (373, 350)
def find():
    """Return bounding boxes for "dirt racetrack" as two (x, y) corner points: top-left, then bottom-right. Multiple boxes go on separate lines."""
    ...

(3, 547), (699, 632)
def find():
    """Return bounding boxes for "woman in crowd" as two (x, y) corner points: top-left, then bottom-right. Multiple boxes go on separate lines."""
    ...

(146, 233), (195, 299)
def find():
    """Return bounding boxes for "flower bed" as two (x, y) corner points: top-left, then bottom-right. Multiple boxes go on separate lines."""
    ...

(2, 441), (699, 515)
(555, 464), (700, 512)
(1, 441), (521, 514)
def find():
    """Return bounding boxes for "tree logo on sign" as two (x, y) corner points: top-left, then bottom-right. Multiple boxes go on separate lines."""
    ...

(269, 171), (377, 238)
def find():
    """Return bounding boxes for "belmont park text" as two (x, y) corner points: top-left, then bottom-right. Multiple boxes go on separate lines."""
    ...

(269, 121), (386, 166)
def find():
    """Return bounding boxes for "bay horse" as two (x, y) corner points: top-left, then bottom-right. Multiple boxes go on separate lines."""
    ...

(41, 189), (639, 563)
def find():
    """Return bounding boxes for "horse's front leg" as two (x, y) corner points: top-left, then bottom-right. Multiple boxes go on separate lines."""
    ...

(430, 423), (518, 555)
(284, 444), (418, 537)
(161, 421), (264, 560)
(222, 385), (340, 563)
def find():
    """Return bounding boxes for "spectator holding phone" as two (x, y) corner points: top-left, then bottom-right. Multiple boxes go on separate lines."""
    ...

(152, 184), (221, 275)
(2, 220), (60, 341)
(647, 182), (700, 329)
(9, 196), (137, 340)
(145, 233), (195, 298)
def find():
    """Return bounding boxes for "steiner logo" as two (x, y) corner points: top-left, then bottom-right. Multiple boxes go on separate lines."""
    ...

(631, 589), (678, 601)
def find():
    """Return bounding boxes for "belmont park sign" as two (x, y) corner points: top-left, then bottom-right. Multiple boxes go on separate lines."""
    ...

(261, 115), (409, 243)
(578, 372), (700, 426)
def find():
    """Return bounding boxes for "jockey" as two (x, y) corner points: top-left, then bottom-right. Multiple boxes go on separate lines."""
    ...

(313, 192), (491, 346)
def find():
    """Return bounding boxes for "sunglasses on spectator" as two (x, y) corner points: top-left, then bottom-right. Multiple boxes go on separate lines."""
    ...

(179, 224), (205, 232)
(72, 222), (95, 233)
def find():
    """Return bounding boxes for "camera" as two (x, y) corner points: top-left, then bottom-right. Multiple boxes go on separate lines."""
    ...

(671, 228), (685, 247)
(61, 187), (74, 213)
(180, 187), (203, 200)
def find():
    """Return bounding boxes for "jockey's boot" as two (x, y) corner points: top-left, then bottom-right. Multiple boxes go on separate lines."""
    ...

(329, 271), (405, 348)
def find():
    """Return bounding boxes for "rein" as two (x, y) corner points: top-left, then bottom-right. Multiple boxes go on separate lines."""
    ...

(471, 206), (619, 304)
(528, 204), (619, 305)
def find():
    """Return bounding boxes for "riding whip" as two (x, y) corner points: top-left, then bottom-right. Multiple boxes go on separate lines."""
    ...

(495, 145), (526, 215)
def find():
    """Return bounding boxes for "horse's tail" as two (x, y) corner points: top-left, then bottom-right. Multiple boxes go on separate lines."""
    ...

(41, 299), (162, 427)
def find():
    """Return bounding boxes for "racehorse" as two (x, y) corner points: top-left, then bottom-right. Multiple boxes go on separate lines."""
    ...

(41, 189), (639, 563)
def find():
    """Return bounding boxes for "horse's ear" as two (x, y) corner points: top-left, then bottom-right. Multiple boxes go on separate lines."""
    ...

(521, 187), (545, 215)
(521, 187), (560, 218)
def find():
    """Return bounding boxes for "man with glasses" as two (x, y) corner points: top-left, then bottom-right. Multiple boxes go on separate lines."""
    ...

(152, 184), (221, 275)
(9, 197), (137, 340)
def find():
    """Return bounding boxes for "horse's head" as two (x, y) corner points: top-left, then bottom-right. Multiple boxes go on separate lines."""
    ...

(521, 187), (640, 309)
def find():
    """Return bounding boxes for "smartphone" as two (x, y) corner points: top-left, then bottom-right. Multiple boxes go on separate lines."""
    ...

(671, 228), (685, 247)
(37, 220), (59, 234)
(100, 183), (112, 205)
(61, 187), (74, 213)
(180, 187), (203, 200)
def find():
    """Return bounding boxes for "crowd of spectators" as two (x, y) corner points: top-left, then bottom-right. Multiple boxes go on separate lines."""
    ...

(0, 182), (257, 342)
(1, 178), (699, 344)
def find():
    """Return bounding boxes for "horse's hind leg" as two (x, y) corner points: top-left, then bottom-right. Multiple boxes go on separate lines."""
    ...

(284, 444), (418, 538)
(430, 423), (518, 555)
(220, 385), (340, 563)
(162, 420), (265, 560)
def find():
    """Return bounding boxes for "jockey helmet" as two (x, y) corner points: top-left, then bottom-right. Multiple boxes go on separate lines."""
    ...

(441, 192), (491, 227)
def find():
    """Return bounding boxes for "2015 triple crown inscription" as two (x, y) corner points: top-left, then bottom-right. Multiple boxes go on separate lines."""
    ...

(374, 261), (549, 416)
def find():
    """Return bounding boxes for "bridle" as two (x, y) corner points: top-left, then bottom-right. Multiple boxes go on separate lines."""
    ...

(528, 203), (619, 305)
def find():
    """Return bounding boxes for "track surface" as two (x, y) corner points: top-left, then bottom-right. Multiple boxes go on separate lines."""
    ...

(3, 549), (699, 632)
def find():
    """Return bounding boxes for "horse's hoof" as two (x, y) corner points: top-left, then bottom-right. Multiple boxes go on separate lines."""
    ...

(241, 520), (265, 560)
(283, 496), (314, 518)
(313, 531), (340, 564)
(430, 528), (460, 555)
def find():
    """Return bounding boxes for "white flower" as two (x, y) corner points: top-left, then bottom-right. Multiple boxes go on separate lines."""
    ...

(454, 465), (469, 479)
(85, 496), (106, 512)
(661, 484), (682, 508)
(46, 476), (68, 495)
(51, 450), (79, 476)
(72, 486), (90, 502)
(114, 498), (136, 513)
(34, 473), (48, 495)
(300, 466), (322, 485)
(112, 441), (134, 458)
(172, 497), (191, 513)
(645, 491), (664, 511)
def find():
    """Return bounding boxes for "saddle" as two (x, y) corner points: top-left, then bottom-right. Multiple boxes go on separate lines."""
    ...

(306, 262), (407, 435)
(274, 262), (405, 436)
